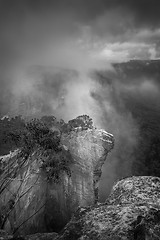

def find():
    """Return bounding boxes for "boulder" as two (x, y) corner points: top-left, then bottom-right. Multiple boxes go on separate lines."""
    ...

(56, 176), (160, 239)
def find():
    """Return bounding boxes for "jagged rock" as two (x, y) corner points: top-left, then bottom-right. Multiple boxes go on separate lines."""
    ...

(0, 124), (113, 235)
(55, 176), (160, 240)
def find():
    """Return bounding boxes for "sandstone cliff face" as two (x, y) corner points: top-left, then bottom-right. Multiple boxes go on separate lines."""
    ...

(61, 128), (113, 205)
(56, 176), (160, 240)
(0, 127), (113, 235)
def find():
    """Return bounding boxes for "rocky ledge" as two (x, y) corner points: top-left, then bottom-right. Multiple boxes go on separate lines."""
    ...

(56, 176), (160, 240)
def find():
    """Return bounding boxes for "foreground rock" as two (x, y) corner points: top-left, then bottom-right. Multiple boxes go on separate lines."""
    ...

(25, 232), (58, 240)
(0, 120), (114, 235)
(56, 176), (160, 240)
(0, 231), (58, 240)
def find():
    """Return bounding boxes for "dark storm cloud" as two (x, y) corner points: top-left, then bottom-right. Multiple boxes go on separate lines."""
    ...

(125, 0), (160, 27)
(1, 0), (160, 27)
(0, 0), (160, 50)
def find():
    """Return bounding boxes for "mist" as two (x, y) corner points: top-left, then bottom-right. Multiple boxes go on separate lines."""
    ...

(94, 71), (160, 200)
(1, 0), (160, 202)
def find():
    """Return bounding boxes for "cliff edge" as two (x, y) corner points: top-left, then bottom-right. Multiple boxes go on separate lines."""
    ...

(0, 116), (114, 235)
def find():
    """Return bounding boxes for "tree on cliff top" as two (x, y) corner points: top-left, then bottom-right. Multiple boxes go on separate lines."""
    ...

(0, 115), (94, 155)
(68, 115), (93, 130)
(3, 118), (72, 182)
(0, 116), (25, 155)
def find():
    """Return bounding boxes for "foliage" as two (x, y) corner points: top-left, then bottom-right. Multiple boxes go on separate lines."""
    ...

(0, 116), (25, 155)
(41, 150), (72, 182)
(1, 117), (72, 182)
(25, 119), (61, 151)
(0, 115), (94, 154)
(68, 115), (93, 131)
(41, 115), (94, 134)
(0, 114), (94, 181)
(41, 115), (57, 128)
(21, 119), (72, 181)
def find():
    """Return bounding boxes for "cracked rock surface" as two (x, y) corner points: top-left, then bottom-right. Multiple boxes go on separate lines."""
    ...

(56, 176), (160, 240)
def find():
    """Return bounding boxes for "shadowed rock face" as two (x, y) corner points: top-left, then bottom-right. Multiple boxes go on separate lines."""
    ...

(61, 128), (114, 205)
(0, 230), (58, 240)
(56, 176), (160, 240)
(0, 126), (114, 235)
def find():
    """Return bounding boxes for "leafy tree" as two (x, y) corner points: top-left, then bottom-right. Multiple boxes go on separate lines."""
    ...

(68, 115), (93, 130)
(3, 118), (72, 182)
(0, 116), (25, 155)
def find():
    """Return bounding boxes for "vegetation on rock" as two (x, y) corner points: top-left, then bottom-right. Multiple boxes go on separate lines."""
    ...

(67, 115), (93, 130)
(6, 118), (72, 182)
(0, 114), (94, 182)
(0, 114), (100, 236)
(0, 116), (25, 155)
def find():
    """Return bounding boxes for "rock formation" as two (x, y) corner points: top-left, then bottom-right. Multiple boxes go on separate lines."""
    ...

(0, 230), (58, 240)
(0, 122), (114, 235)
(56, 176), (160, 240)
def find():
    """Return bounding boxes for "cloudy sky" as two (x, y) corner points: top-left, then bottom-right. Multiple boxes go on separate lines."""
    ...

(0, 0), (160, 69)
(0, 0), (160, 117)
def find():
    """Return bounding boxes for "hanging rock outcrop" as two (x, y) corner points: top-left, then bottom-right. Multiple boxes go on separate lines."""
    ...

(0, 121), (114, 235)
(56, 176), (160, 240)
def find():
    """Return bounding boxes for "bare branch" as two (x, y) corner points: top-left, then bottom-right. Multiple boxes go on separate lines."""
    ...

(13, 203), (45, 235)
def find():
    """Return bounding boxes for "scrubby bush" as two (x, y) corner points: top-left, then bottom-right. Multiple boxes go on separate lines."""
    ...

(5, 118), (72, 182)
(0, 115), (25, 155)
(68, 115), (93, 131)
(41, 150), (72, 182)
(0, 114), (94, 181)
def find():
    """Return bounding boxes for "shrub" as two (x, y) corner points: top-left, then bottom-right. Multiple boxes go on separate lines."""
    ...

(68, 115), (93, 131)
(6, 118), (72, 182)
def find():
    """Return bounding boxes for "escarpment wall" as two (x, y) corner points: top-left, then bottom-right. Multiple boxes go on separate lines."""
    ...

(61, 129), (114, 204)
(0, 127), (114, 235)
